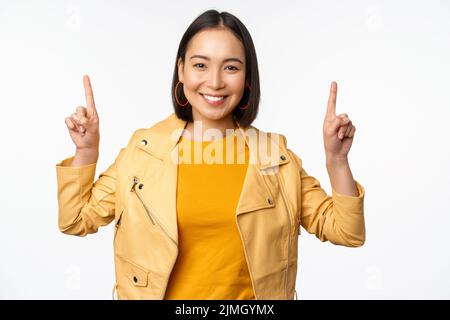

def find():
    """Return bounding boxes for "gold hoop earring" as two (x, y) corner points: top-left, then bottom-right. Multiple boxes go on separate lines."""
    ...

(239, 84), (252, 110)
(175, 81), (189, 107)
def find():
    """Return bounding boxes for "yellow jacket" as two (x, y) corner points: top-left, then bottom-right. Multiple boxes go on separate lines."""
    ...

(55, 112), (366, 300)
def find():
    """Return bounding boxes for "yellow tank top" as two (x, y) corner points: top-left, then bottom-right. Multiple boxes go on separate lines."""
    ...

(163, 130), (255, 300)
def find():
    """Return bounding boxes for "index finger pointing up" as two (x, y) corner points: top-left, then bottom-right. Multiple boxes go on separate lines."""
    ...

(326, 81), (337, 119)
(83, 75), (97, 117)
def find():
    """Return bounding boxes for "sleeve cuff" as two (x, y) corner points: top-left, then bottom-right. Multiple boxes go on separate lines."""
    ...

(56, 156), (97, 179)
(332, 180), (365, 199)
(331, 180), (365, 212)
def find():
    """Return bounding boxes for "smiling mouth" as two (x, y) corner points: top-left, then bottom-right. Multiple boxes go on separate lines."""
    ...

(200, 93), (229, 105)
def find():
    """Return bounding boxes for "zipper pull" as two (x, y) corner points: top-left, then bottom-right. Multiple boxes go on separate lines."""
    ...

(115, 212), (123, 228)
(130, 176), (139, 192)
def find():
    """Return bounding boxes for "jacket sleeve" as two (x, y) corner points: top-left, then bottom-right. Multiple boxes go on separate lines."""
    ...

(55, 131), (137, 237)
(287, 148), (366, 247)
(55, 150), (122, 236)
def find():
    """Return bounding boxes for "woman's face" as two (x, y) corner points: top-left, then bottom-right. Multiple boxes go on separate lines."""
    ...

(178, 28), (246, 123)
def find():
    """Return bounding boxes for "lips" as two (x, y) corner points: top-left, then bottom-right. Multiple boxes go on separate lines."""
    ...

(200, 93), (229, 106)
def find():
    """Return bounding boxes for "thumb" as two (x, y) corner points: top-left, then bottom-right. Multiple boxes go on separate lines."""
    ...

(327, 116), (349, 135)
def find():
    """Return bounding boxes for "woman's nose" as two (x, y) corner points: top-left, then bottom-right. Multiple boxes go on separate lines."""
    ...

(207, 69), (225, 89)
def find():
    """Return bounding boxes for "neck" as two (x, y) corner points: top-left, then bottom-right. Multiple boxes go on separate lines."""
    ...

(185, 110), (237, 142)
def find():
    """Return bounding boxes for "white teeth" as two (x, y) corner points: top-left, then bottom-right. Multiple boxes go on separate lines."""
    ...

(203, 94), (224, 102)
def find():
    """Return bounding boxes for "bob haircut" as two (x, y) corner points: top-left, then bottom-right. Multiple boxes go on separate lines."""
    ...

(171, 9), (260, 128)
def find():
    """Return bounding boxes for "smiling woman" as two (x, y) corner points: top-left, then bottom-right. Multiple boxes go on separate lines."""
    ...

(56, 8), (366, 301)
(172, 10), (260, 138)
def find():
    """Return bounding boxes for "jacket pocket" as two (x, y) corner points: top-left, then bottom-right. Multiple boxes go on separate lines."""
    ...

(124, 259), (149, 287)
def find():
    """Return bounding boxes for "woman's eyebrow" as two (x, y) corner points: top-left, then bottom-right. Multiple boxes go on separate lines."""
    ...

(189, 54), (244, 64)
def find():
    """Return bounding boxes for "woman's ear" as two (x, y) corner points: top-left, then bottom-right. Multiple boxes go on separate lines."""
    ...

(177, 58), (184, 83)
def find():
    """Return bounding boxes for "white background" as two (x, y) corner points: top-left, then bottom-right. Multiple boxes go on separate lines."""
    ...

(0, 0), (449, 299)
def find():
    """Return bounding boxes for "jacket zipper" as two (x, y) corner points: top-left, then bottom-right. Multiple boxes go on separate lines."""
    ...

(130, 176), (155, 225)
(130, 176), (177, 247)
(275, 173), (292, 300)
(114, 209), (123, 241)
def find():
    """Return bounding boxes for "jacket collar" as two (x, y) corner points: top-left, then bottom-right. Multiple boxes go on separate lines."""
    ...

(137, 112), (290, 170)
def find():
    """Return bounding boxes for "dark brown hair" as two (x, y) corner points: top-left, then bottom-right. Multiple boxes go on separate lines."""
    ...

(171, 9), (260, 128)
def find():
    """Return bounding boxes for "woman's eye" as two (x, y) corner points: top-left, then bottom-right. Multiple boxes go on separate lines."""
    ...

(193, 64), (238, 71)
